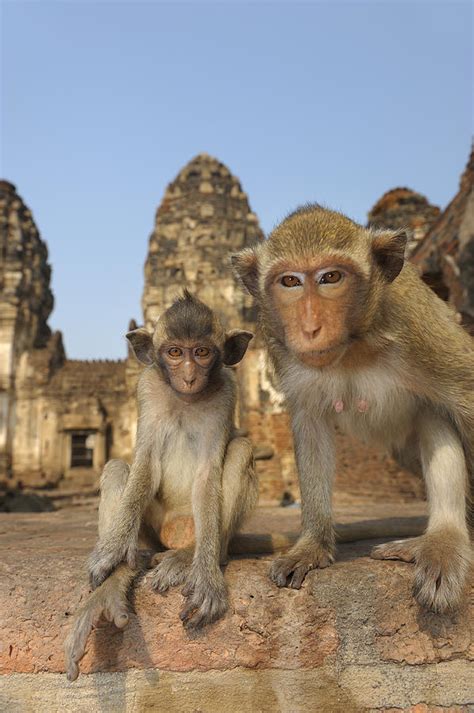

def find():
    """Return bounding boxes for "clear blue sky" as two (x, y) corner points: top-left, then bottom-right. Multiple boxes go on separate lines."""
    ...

(2, 1), (472, 359)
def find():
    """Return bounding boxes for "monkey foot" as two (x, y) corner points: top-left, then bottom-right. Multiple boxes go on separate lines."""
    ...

(179, 568), (228, 630)
(413, 530), (472, 613)
(65, 586), (129, 682)
(371, 530), (472, 613)
(269, 543), (335, 589)
(149, 547), (193, 594)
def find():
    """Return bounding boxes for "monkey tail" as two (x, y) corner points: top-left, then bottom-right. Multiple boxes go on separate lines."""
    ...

(228, 516), (427, 555)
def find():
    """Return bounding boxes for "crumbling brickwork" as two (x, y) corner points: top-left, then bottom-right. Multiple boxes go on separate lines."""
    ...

(411, 148), (474, 332)
(367, 187), (440, 255)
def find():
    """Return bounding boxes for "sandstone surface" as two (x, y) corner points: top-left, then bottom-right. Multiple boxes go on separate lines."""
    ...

(1, 504), (472, 712)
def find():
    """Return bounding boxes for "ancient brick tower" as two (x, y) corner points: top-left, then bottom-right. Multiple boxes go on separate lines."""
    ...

(367, 187), (440, 255)
(142, 153), (264, 331)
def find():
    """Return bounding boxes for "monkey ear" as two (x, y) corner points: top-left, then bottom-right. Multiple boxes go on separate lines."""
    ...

(230, 248), (260, 297)
(126, 328), (155, 366)
(371, 229), (408, 282)
(223, 330), (254, 366)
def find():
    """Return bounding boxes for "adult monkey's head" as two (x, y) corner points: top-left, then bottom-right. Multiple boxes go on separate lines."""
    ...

(231, 204), (408, 368)
(126, 290), (254, 400)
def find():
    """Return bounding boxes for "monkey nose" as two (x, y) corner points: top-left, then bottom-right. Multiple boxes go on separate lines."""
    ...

(302, 325), (321, 340)
(183, 377), (196, 387)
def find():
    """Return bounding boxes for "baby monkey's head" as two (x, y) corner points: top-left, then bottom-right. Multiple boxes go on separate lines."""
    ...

(126, 290), (253, 399)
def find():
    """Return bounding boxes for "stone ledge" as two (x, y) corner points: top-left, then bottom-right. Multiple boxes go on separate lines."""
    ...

(0, 506), (472, 712)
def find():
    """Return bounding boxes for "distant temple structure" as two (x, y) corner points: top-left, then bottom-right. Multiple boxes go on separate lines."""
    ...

(1, 148), (473, 496)
(367, 187), (440, 255)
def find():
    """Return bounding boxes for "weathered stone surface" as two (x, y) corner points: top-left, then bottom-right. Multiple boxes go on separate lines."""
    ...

(0, 505), (472, 711)
(367, 187), (440, 255)
(411, 147), (474, 333)
(374, 567), (473, 665)
(2, 666), (472, 713)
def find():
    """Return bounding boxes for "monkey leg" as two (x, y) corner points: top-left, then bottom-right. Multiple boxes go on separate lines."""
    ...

(373, 414), (472, 613)
(220, 436), (259, 561)
(270, 419), (336, 590)
(89, 459), (161, 589)
(65, 563), (136, 682)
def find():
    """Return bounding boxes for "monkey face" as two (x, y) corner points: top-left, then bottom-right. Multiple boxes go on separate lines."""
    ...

(232, 205), (408, 370)
(269, 261), (361, 367)
(127, 291), (254, 400)
(159, 342), (218, 397)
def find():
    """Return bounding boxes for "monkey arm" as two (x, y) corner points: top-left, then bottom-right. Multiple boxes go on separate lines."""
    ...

(88, 445), (156, 589)
(293, 413), (336, 551)
(269, 415), (336, 589)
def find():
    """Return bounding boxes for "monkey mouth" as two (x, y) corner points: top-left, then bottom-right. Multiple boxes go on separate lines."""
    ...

(294, 340), (350, 367)
(296, 342), (346, 357)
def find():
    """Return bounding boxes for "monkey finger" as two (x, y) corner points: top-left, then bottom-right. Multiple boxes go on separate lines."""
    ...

(185, 594), (228, 630)
(179, 598), (197, 623)
(289, 566), (310, 589)
(181, 581), (195, 598)
(269, 559), (294, 587)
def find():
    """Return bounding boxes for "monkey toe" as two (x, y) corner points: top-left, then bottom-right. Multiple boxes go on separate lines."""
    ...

(149, 549), (192, 594)
(371, 538), (419, 563)
(180, 593), (228, 630)
(270, 547), (334, 588)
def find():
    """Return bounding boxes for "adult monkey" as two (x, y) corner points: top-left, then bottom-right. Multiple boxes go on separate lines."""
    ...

(232, 204), (473, 613)
(65, 291), (257, 681)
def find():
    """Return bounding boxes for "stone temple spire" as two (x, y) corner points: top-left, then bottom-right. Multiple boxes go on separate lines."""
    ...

(141, 154), (264, 330)
(0, 180), (54, 354)
(367, 187), (440, 256)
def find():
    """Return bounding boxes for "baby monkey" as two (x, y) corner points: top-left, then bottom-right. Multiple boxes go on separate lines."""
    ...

(65, 291), (257, 681)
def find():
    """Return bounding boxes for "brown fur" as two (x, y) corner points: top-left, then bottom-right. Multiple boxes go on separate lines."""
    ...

(232, 204), (474, 611)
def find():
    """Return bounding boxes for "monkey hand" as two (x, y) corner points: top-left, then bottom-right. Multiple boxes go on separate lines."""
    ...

(64, 582), (129, 682)
(269, 538), (335, 589)
(88, 539), (138, 590)
(179, 566), (228, 630)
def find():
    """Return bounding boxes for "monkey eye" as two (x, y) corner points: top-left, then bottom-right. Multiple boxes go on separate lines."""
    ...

(167, 347), (183, 358)
(280, 274), (303, 288)
(194, 347), (210, 358)
(318, 270), (343, 285)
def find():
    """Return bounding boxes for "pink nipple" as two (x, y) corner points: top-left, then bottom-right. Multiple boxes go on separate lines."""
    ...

(333, 399), (344, 413)
(357, 399), (369, 413)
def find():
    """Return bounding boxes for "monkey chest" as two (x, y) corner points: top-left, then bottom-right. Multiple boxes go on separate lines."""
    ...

(327, 377), (417, 446)
(157, 422), (203, 506)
